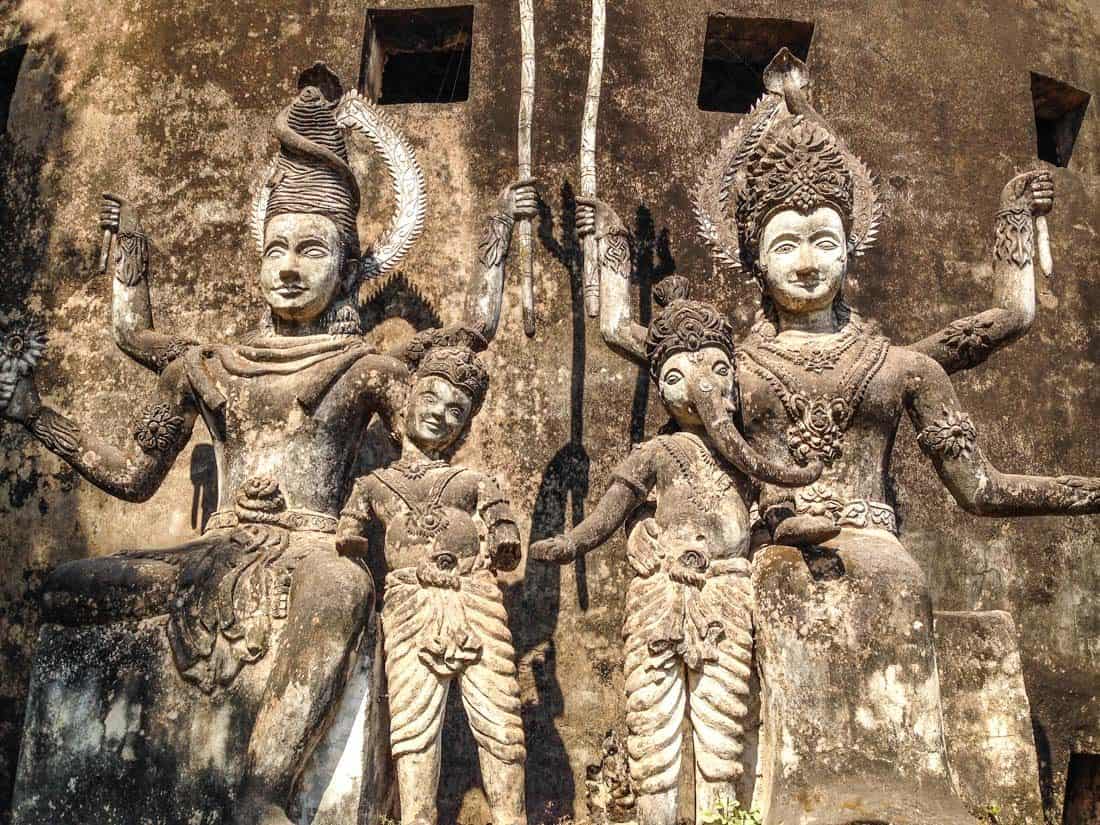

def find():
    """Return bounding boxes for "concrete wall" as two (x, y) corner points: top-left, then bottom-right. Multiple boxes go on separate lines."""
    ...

(0, 0), (1097, 821)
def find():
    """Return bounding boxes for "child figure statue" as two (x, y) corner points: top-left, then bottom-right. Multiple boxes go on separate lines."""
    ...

(337, 345), (526, 825)
(530, 277), (818, 825)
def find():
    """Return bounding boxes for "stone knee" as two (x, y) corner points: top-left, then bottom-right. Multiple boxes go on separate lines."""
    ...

(42, 555), (177, 624)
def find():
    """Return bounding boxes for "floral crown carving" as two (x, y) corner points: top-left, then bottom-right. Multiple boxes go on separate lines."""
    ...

(415, 346), (490, 411)
(694, 49), (882, 279)
(645, 277), (734, 379)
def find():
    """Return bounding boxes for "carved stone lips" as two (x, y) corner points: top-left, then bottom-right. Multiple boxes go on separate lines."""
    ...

(274, 284), (307, 297)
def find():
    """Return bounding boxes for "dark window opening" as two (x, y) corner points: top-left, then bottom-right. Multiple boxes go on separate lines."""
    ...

(1031, 72), (1090, 167)
(1062, 752), (1100, 825)
(1, 44), (28, 135)
(697, 16), (813, 114)
(361, 6), (473, 105)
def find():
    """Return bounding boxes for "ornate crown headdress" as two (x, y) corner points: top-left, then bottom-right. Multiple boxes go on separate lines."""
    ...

(644, 276), (735, 379)
(251, 63), (427, 287)
(415, 346), (490, 412)
(694, 49), (882, 280)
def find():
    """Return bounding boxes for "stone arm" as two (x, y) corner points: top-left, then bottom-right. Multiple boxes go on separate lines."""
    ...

(529, 444), (654, 564)
(101, 195), (197, 374)
(907, 171), (1054, 374)
(464, 179), (539, 344)
(577, 197), (647, 363)
(1, 357), (198, 502)
(336, 476), (378, 558)
(350, 353), (412, 440)
(473, 474), (522, 572)
(904, 350), (1100, 516)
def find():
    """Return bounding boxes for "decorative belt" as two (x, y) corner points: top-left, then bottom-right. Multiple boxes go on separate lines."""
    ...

(205, 508), (338, 534)
(794, 484), (898, 534)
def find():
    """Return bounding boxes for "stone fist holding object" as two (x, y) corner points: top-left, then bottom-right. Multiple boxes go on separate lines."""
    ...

(497, 177), (540, 223)
(576, 195), (626, 240)
(1000, 169), (1055, 215)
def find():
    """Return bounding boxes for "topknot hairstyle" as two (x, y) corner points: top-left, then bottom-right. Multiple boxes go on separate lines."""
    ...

(644, 277), (734, 380)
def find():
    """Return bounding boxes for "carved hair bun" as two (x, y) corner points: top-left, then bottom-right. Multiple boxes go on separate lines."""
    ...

(652, 275), (690, 308)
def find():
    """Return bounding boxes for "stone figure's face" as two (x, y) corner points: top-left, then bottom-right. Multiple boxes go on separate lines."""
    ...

(260, 213), (348, 322)
(658, 346), (735, 428)
(759, 206), (847, 315)
(406, 375), (474, 453)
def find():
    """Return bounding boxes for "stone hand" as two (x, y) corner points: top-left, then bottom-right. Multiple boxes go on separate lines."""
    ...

(497, 177), (539, 222)
(529, 535), (577, 565)
(626, 518), (663, 577)
(1000, 171), (1054, 215)
(100, 193), (143, 235)
(576, 196), (625, 240)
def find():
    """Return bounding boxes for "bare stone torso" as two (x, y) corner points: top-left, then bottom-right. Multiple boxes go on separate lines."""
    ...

(737, 331), (908, 509)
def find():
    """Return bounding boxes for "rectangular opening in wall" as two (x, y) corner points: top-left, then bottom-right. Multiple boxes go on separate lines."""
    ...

(1031, 72), (1091, 167)
(0, 44), (28, 135)
(1062, 752), (1100, 825)
(361, 6), (473, 105)
(697, 16), (813, 114)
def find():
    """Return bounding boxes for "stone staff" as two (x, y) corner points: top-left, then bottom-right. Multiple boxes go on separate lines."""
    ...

(518, 0), (536, 336)
(580, 0), (605, 317)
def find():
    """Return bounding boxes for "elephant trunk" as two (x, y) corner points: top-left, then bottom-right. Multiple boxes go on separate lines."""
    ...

(693, 387), (821, 488)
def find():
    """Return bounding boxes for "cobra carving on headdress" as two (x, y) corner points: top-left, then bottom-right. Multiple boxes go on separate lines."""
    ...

(415, 346), (490, 412)
(694, 49), (882, 280)
(251, 63), (427, 292)
(645, 276), (735, 379)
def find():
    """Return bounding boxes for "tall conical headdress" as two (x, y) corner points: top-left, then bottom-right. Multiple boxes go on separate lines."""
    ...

(264, 68), (361, 256)
(694, 49), (882, 279)
(251, 62), (427, 286)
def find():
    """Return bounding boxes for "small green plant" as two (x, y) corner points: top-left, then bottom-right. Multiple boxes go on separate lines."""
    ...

(972, 802), (1001, 824)
(698, 795), (763, 825)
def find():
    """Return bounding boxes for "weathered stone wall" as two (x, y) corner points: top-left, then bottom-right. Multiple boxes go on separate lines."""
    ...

(0, 0), (1096, 822)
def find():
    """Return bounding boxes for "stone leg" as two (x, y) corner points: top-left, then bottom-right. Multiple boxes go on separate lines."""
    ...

(458, 573), (527, 825)
(41, 541), (209, 623)
(396, 737), (447, 825)
(234, 550), (375, 825)
(688, 640), (752, 818)
(623, 641), (685, 824)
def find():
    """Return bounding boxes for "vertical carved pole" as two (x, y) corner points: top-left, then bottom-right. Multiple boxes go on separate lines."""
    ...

(580, 0), (605, 317)
(518, 0), (537, 336)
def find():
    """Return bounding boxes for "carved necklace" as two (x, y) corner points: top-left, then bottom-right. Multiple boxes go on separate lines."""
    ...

(660, 432), (736, 514)
(375, 463), (464, 541)
(753, 323), (861, 374)
(738, 329), (889, 466)
(390, 455), (448, 480)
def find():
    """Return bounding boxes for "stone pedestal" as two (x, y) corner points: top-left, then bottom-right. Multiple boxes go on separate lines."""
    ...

(11, 615), (389, 825)
(934, 610), (1044, 825)
(752, 530), (977, 825)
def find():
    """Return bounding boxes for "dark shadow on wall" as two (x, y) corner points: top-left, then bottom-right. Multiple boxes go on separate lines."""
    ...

(627, 205), (676, 446)
(0, 17), (78, 824)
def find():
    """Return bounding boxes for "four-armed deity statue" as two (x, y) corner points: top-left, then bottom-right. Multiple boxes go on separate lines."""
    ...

(1, 63), (536, 825)
(579, 48), (1098, 825)
(0, 30), (1095, 825)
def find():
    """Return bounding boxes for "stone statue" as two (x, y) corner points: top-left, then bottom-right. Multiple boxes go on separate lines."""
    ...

(337, 345), (526, 825)
(1, 65), (537, 825)
(581, 49), (1095, 825)
(531, 277), (818, 825)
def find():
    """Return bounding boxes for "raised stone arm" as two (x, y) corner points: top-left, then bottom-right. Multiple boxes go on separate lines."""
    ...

(464, 178), (540, 343)
(907, 170), (1054, 374)
(577, 196), (647, 362)
(101, 194), (196, 374)
(0, 356), (198, 502)
(905, 348), (1100, 515)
